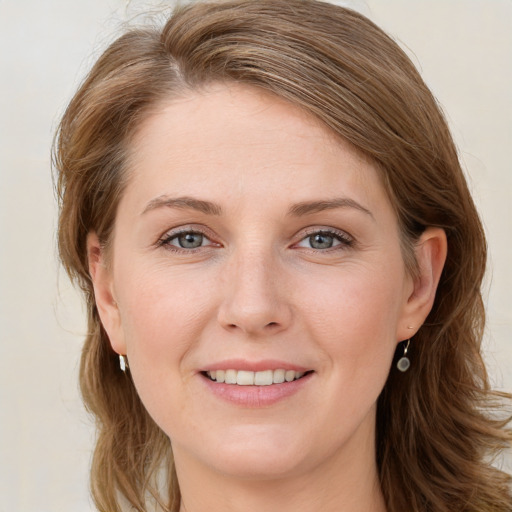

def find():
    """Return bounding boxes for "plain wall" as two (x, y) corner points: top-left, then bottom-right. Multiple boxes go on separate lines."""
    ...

(1, 1), (510, 510)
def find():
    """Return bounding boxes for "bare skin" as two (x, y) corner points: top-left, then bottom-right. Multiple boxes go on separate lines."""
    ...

(88, 84), (446, 512)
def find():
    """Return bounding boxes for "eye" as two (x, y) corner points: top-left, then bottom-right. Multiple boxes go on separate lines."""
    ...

(158, 229), (215, 251)
(174, 232), (206, 249)
(296, 229), (353, 250)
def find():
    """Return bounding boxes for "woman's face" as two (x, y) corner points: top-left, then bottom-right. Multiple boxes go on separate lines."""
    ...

(92, 84), (435, 481)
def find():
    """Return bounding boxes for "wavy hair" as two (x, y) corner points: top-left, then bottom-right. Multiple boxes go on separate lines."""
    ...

(53, 1), (512, 510)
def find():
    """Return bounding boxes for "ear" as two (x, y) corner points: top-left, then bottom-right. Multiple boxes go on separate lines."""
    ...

(87, 232), (127, 356)
(396, 227), (447, 342)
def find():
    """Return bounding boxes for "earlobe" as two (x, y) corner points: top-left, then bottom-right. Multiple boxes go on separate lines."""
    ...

(397, 227), (447, 341)
(86, 232), (126, 355)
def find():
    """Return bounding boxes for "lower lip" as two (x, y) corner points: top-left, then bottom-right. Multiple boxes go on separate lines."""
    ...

(200, 372), (313, 407)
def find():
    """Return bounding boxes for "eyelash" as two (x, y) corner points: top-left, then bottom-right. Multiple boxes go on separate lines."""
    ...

(157, 227), (354, 253)
(157, 227), (217, 252)
(297, 228), (354, 251)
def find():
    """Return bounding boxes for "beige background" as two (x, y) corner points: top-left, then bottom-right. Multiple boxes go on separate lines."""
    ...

(0, 1), (510, 510)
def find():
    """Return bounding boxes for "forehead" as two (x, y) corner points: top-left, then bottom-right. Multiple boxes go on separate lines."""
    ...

(130, 83), (347, 159)
(123, 83), (388, 215)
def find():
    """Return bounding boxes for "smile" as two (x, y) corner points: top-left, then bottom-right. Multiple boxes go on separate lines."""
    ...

(200, 366), (314, 406)
(205, 369), (310, 386)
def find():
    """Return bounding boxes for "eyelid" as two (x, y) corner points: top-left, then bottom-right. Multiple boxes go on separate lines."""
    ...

(155, 224), (354, 252)
(157, 224), (220, 250)
(294, 226), (354, 250)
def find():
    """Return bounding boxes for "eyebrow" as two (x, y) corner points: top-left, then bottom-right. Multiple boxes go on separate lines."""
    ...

(141, 195), (373, 219)
(288, 198), (374, 219)
(141, 195), (222, 216)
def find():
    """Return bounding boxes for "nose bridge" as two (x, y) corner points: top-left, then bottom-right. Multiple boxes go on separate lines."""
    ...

(218, 240), (291, 335)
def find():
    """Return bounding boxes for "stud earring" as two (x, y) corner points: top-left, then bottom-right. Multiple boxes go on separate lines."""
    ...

(397, 339), (411, 372)
(119, 354), (128, 372)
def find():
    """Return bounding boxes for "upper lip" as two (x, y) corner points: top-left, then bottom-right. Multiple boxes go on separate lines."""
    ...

(200, 359), (311, 372)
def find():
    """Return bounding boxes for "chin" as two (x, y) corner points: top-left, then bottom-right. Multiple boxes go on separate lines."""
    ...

(183, 425), (313, 480)
(213, 451), (307, 481)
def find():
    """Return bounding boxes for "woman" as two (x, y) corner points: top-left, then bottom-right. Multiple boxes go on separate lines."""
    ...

(53, 1), (512, 511)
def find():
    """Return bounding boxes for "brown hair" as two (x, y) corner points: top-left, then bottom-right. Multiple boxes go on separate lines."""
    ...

(54, 1), (512, 510)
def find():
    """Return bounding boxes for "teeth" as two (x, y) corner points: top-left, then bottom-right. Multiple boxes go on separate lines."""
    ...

(273, 369), (285, 384)
(225, 369), (237, 384)
(206, 369), (307, 385)
(254, 369), (273, 386)
(237, 370), (255, 385)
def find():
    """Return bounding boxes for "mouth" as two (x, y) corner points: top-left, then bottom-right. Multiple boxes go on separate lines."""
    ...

(202, 369), (313, 386)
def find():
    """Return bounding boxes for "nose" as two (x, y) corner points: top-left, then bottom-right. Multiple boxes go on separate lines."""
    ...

(217, 248), (292, 337)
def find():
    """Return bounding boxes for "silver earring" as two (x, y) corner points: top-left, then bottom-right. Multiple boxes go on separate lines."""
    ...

(397, 339), (411, 372)
(119, 355), (128, 372)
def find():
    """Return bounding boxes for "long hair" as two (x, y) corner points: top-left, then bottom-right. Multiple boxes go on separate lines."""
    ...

(53, 1), (512, 510)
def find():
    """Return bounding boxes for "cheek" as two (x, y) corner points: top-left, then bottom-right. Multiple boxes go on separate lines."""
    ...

(292, 268), (404, 434)
(114, 263), (214, 378)
(114, 267), (215, 432)
(298, 262), (405, 376)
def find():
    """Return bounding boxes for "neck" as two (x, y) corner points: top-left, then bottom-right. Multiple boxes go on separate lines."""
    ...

(175, 428), (387, 512)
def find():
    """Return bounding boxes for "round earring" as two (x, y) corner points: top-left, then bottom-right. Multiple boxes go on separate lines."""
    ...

(119, 354), (129, 372)
(397, 339), (411, 372)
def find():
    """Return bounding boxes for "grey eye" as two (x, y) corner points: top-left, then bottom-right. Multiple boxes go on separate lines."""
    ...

(308, 233), (335, 249)
(175, 232), (205, 249)
(296, 230), (349, 251)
